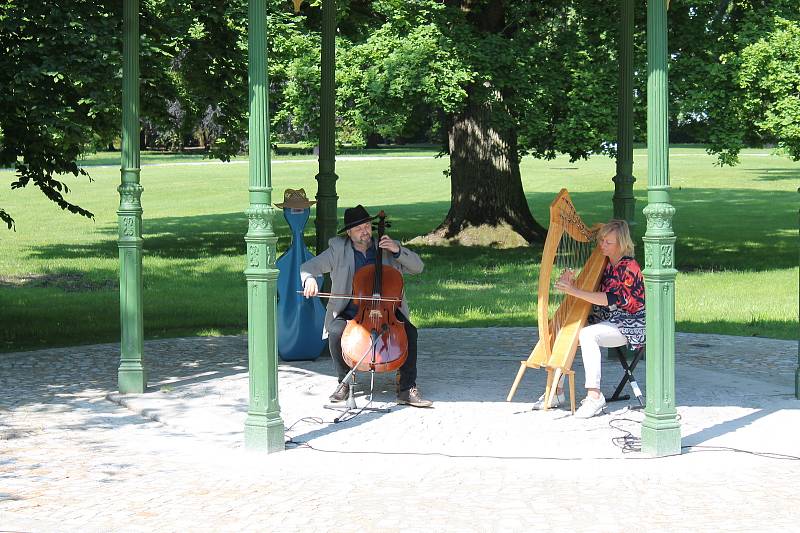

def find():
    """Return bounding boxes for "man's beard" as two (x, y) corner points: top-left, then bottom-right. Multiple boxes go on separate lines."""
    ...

(354, 234), (372, 248)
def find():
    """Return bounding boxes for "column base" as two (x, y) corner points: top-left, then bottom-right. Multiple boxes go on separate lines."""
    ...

(795, 368), (799, 399)
(641, 414), (681, 457)
(118, 364), (146, 394)
(244, 411), (285, 452)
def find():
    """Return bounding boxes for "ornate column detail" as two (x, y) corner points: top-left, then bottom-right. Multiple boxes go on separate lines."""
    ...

(244, 0), (284, 452)
(613, 0), (637, 223)
(314, 0), (339, 255)
(117, 0), (146, 394)
(641, 0), (681, 457)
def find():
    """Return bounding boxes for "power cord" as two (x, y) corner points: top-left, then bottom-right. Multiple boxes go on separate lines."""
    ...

(608, 416), (643, 453)
(285, 416), (330, 433)
(679, 445), (800, 460)
(284, 410), (800, 461)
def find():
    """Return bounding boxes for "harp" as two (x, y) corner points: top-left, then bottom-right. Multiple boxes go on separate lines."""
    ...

(506, 189), (607, 412)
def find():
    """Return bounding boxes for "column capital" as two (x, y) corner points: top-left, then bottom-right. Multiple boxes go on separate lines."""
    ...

(117, 182), (144, 211)
(642, 202), (676, 236)
(245, 204), (276, 236)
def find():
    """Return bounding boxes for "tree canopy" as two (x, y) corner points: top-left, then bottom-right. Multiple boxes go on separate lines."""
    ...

(0, 2), (122, 229)
(1, 0), (797, 231)
(669, 0), (800, 165)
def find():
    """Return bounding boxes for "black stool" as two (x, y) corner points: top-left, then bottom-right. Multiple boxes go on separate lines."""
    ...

(606, 345), (645, 408)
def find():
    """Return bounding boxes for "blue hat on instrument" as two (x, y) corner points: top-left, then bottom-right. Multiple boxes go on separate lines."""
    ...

(338, 205), (376, 233)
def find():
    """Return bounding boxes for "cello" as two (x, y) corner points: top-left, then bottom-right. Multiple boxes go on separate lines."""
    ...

(340, 211), (409, 373)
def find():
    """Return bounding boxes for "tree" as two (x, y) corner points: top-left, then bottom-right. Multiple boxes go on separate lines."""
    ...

(668, 0), (800, 164)
(3, 0), (795, 232)
(0, 2), (123, 230)
(300, 1), (624, 245)
(0, 0), (183, 229)
(737, 16), (800, 160)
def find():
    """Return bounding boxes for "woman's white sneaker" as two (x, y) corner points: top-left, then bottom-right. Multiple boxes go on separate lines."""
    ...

(574, 395), (607, 418)
(532, 391), (566, 410)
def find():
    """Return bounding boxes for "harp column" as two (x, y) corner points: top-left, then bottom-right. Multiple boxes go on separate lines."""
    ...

(244, 0), (285, 452)
(641, 0), (681, 457)
(314, 0), (339, 255)
(613, 0), (636, 223)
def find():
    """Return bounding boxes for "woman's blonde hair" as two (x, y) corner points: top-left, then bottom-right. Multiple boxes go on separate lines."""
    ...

(598, 219), (635, 257)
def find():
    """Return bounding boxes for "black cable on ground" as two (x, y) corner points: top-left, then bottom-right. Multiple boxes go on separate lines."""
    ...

(282, 409), (800, 461)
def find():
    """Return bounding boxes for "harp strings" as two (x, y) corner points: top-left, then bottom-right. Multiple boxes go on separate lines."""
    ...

(548, 216), (594, 344)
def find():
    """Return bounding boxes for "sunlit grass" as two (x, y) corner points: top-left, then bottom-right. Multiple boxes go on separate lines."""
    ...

(1, 145), (797, 352)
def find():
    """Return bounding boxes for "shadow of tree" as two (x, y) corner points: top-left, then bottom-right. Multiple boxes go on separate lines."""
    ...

(740, 167), (800, 182)
(25, 212), (296, 261)
(20, 185), (797, 269)
(2, 186), (795, 352)
(559, 188), (797, 270)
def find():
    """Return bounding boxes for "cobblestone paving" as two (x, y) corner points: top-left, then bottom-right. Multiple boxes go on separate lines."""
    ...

(1, 328), (798, 532)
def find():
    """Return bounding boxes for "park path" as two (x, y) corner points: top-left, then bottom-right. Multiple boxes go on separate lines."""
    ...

(1, 327), (798, 532)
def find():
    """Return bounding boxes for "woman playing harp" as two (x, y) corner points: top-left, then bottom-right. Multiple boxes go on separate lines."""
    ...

(553, 219), (646, 418)
(506, 188), (607, 410)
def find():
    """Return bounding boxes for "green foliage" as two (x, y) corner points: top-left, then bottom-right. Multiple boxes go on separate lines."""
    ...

(274, 31), (323, 144)
(738, 17), (800, 160)
(140, 1), (315, 154)
(336, 21), (471, 145)
(2, 0), (797, 229)
(669, 0), (800, 164)
(271, 1), (630, 161)
(138, 0), (249, 159)
(0, 2), (123, 229)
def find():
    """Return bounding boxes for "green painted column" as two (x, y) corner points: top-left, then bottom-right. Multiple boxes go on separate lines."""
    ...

(613, 0), (637, 224)
(796, 197), (799, 399)
(244, 0), (284, 452)
(314, 0), (339, 255)
(117, 0), (146, 394)
(641, 0), (681, 457)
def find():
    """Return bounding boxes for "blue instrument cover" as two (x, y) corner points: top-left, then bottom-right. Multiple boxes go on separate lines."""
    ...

(276, 207), (326, 361)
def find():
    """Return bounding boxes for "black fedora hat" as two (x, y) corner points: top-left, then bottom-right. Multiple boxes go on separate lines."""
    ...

(338, 205), (376, 233)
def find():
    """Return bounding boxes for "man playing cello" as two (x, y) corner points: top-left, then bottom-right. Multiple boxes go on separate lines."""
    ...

(300, 205), (432, 408)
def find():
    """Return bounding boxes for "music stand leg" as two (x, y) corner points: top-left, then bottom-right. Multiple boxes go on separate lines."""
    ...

(345, 373), (358, 410)
(324, 330), (392, 419)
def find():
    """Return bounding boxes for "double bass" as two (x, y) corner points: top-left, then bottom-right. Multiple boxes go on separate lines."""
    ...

(340, 211), (408, 373)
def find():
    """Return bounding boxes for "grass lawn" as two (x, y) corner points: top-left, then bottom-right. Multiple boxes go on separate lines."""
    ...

(1, 145), (797, 352)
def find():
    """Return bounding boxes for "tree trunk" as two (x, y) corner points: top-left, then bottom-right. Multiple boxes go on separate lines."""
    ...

(366, 132), (381, 148)
(425, 90), (547, 246)
(414, 0), (547, 246)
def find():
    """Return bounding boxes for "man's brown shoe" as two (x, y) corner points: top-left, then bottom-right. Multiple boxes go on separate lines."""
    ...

(397, 386), (432, 408)
(329, 381), (349, 403)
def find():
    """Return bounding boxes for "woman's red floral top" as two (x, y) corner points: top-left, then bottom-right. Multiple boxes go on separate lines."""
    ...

(590, 256), (646, 348)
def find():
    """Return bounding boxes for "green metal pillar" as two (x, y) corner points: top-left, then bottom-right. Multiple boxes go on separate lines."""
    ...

(244, 0), (284, 452)
(641, 0), (681, 457)
(613, 0), (637, 224)
(117, 0), (146, 394)
(314, 0), (339, 255)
